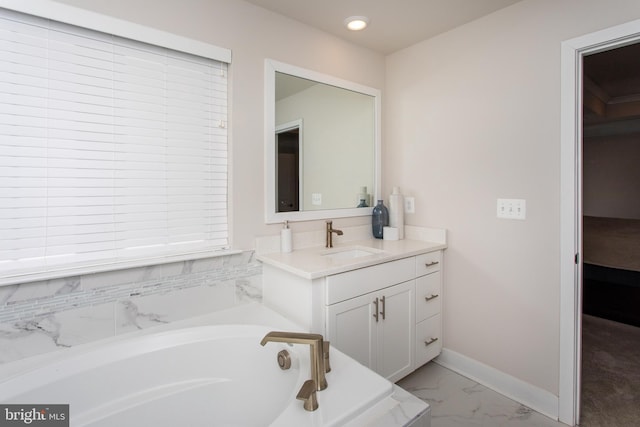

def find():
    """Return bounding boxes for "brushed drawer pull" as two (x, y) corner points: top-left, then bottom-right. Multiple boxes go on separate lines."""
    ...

(425, 261), (439, 267)
(373, 298), (379, 322)
(380, 295), (386, 320)
(424, 294), (439, 302)
(424, 337), (439, 347)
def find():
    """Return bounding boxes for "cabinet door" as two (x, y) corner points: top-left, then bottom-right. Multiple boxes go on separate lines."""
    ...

(377, 280), (415, 382)
(326, 293), (377, 370)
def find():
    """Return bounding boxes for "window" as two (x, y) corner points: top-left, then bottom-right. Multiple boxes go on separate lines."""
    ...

(0, 6), (231, 284)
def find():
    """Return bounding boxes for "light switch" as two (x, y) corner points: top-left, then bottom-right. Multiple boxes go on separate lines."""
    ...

(312, 193), (322, 206)
(497, 198), (526, 220)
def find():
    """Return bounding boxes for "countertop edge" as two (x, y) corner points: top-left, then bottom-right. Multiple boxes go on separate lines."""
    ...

(258, 239), (447, 280)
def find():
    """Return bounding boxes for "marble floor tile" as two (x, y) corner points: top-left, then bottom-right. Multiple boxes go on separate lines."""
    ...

(398, 363), (566, 427)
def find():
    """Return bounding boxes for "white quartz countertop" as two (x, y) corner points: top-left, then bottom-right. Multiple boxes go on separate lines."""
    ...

(258, 238), (447, 279)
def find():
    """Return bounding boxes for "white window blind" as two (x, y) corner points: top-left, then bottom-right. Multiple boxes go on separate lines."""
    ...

(0, 8), (229, 282)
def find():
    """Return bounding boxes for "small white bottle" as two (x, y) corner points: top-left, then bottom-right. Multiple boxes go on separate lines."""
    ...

(280, 220), (292, 253)
(357, 186), (369, 207)
(389, 187), (405, 239)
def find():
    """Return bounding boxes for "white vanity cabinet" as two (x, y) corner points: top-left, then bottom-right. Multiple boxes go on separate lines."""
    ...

(325, 259), (416, 383)
(260, 240), (445, 383)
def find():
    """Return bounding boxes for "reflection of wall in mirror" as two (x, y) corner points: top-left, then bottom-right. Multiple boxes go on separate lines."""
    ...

(276, 84), (374, 211)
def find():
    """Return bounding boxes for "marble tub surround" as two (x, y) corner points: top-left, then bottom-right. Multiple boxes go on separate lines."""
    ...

(257, 225), (447, 279)
(0, 302), (430, 427)
(357, 385), (431, 427)
(0, 251), (262, 363)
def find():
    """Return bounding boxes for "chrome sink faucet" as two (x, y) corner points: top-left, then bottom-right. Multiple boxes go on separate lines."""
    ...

(260, 331), (328, 391)
(325, 221), (343, 248)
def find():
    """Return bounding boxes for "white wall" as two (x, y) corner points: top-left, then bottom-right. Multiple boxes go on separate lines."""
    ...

(385, 0), (640, 397)
(52, 0), (384, 249)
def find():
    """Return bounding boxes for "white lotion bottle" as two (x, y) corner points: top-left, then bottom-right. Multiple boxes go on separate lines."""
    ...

(280, 220), (292, 253)
(389, 187), (405, 239)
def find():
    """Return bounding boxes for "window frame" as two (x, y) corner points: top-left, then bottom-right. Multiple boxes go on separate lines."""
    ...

(0, 1), (235, 286)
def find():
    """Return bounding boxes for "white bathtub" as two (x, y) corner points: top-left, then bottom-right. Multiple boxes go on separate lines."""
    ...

(0, 304), (429, 426)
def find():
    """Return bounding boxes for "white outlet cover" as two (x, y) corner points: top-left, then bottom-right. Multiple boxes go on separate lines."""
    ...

(405, 197), (415, 214)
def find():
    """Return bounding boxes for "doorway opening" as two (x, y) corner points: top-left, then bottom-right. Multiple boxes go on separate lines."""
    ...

(560, 18), (640, 426)
(276, 121), (302, 212)
(580, 42), (640, 426)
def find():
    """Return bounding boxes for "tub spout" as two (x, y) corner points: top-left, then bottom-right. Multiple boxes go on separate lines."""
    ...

(260, 331), (328, 391)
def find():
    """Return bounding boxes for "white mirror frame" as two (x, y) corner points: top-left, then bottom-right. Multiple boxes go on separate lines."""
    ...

(264, 59), (381, 224)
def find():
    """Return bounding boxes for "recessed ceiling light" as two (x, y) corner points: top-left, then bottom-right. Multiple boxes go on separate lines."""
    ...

(344, 16), (369, 31)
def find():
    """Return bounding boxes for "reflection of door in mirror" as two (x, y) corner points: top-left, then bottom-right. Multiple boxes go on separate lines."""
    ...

(276, 122), (302, 212)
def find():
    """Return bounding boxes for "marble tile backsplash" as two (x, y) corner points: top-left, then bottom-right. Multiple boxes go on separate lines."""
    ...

(0, 251), (262, 364)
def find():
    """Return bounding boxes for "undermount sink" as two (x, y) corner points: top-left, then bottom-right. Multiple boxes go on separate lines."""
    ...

(322, 247), (384, 261)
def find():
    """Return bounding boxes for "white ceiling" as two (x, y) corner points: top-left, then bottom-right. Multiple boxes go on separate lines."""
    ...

(243, 0), (523, 54)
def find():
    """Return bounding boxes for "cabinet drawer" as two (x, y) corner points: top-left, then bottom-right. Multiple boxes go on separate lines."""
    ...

(415, 251), (442, 277)
(415, 272), (441, 322)
(416, 314), (442, 367)
(326, 257), (415, 305)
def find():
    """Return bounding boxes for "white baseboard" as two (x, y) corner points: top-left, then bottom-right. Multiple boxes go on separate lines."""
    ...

(435, 348), (559, 421)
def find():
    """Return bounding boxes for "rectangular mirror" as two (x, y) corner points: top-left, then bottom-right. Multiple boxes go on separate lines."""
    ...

(264, 59), (381, 223)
